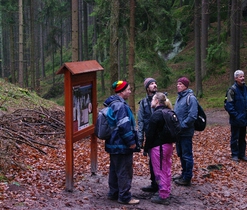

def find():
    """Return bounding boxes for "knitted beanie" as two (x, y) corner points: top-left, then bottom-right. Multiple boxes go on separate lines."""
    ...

(144, 78), (157, 89)
(112, 80), (129, 93)
(177, 77), (190, 88)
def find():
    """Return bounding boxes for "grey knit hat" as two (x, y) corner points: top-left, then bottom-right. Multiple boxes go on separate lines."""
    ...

(144, 78), (157, 89)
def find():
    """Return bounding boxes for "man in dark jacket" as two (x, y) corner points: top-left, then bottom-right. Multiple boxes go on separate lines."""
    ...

(225, 70), (247, 162)
(104, 80), (140, 205)
(137, 78), (159, 192)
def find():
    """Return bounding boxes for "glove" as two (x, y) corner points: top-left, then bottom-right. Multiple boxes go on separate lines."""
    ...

(143, 151), (147, 156)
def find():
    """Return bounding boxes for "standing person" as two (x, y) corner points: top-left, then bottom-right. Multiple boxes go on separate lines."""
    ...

(137, 78), (159, 192)
(144, 92), (174, 205)
(173, 77), (198, 186)
(225, 70), (247, 162)
(104, 80), (140, 205)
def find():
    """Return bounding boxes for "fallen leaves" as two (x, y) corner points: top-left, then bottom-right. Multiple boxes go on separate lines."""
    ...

(1, 109), (247, 209)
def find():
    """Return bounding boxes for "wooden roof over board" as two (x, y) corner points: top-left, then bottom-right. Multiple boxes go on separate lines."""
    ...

(56, 60), (104, 75)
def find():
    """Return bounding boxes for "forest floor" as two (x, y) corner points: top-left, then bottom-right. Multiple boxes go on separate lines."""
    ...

(1, 108), (247, 210)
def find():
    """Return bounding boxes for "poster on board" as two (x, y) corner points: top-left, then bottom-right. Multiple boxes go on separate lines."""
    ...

(73, 84), (92, 132)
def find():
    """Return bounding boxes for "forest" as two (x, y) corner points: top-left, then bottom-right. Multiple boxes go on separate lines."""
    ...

(0, 0), (247, 109)
(1, 1), (247, 209)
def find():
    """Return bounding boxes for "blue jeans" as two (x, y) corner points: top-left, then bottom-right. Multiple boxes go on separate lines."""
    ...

(230, 125), (246, 158)
(176, 136), (193, 181)
(108, 153), (133, 203)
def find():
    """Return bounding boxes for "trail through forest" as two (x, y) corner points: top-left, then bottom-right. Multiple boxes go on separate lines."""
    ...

(1, 108), (247, 210)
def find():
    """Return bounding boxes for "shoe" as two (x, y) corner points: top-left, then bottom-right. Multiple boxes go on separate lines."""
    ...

(107, 196), (118, 200)
(141, 185), (158, 192)
(153, 192), (159, 197)
(151, 196), (170, 205)
(231, 156), (239, 162)
(174, 178), (191, 186)
(172, 174), (183, 181)
(118, 198), (140, 205)
(239, 156), (247, 161)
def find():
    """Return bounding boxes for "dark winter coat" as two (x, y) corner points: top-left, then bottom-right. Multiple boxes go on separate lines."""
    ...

(137, 95), (154, 145)
(104, 94), (137, 154)
(144, 105), (173, 153)
(225, 82), (247, 127)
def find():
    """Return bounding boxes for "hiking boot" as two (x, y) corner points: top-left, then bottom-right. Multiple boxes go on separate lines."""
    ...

(141, 185), (158, 192)
(107, 196), (118, 200)
(239, 156), (247, 161)
(118, 198), (140, 205)
(231, 156), (239, 162)
(151, 196), (170, 205)
(174, 178), (191, 186)
(172, 174), (182, 181)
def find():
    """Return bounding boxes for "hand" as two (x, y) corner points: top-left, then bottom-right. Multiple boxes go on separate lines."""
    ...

(138, 140), (144, 149)
(129, 144), (136, 149)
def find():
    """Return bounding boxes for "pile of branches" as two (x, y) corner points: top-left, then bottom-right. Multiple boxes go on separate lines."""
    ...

(0, 107), (65, 171)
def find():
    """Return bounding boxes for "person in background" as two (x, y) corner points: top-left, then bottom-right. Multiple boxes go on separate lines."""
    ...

(137, 78), (159, 192)
(173, 77), (197, 186)
(225, 70), (247, 162)
(144, 92), (174, 205)
(104, 80), (140, 205)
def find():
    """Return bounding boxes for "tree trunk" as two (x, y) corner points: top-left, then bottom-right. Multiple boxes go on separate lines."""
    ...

(78, 0), (83, 61)
(83, 0), (88, 60)
(122, 33), (127, 76)
(128, 0), (136, 113)
(10, 26), (15, 84)
(195, 0), (202, 97)
(109, 0), (119, 94)
(35, 12), (40, 95)
(227, 0), (231, 37)
(18, 0), (24, 87)
(201, 0), (209, 78)
(217, 0), (221, 44)
(72, 0), (79, 62)
(230, 0), (237, 84)
(30, 0), (35, 90)
(236, 0), (241, 69)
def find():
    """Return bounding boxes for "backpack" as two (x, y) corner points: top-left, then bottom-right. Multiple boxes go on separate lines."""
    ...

(94, 101), (117, 140)
(224, 85), (236, 111)
(161, 108), (181, 142)
(187, 94), (207, 131)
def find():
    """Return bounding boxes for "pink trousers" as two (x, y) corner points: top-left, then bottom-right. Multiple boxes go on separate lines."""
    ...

(150, 143), (173, 199)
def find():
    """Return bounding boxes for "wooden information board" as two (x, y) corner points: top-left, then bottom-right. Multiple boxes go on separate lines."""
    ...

(56, 60), (104, 191)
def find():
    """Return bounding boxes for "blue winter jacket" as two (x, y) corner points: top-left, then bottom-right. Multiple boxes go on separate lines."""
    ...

(174, 89), (198, 137)
(104, 95), (137, 154)
(225, 82), (247, 127)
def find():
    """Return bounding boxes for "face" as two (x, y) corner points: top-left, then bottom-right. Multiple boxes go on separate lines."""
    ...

(120, 85), (131, 100)
(147, 82), (157, 94)
(151, 95), (158, 108)
(235, 74), (245, 86)
(177, 82), (187, 93)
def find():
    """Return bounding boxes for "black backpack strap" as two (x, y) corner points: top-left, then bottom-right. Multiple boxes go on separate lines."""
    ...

(161, 108), (168, 124)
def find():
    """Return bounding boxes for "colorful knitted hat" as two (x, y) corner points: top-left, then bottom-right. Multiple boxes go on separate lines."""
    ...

(112, 80), (129, 93)
(144, 78), (157, 89)
(177, 77), (190, 88)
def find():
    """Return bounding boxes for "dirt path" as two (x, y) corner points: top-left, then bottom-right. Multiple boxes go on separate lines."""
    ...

(2, 109), (247, 210)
